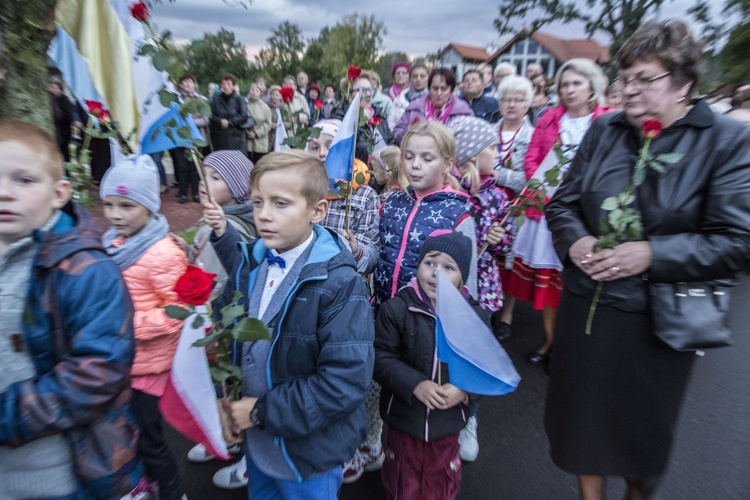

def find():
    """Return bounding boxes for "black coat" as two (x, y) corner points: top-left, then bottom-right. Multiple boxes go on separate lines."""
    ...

(546, 100), (750, 313)
(210, 93), (248, 152)
(374, 284), (490, 442)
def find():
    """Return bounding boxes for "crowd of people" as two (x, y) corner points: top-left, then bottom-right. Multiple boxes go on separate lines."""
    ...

(4, 18), (750, 500)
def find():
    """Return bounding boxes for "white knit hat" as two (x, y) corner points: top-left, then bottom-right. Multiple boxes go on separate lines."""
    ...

(100, 154), (161, 213)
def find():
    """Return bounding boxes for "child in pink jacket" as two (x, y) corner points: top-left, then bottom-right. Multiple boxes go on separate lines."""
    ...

(100, 154), (188, 500)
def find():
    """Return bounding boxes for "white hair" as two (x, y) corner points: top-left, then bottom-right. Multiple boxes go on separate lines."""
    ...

(494, 62), (517, 76)
(555, 58), (607, 106)
(497, 75), (534, 108)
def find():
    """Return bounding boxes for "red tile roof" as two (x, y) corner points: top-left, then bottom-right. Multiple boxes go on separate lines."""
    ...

(441, 43), (490, 62)
(489, 31), (610, 64)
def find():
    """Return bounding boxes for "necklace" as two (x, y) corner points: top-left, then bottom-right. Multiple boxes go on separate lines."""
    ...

(498, 123), (521, 165)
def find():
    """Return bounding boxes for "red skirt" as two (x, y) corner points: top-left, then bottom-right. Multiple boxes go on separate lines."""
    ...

(504, 257), (563, 311)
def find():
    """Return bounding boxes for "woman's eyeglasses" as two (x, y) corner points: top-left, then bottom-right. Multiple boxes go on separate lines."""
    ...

(615, 71), (670, 91)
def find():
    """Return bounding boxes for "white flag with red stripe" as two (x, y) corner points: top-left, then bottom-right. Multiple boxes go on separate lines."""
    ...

(158, 306), (230, 460)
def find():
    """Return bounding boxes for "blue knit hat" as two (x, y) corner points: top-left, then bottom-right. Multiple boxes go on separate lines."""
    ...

(202, 150), (254, 203)
(100, 154), (160, 213)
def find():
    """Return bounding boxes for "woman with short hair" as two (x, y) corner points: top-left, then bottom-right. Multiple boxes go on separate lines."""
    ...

(545, 20), (750, 499)
(393, 67), (473, 144)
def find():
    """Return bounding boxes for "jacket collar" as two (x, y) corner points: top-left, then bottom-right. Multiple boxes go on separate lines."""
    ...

(34, 202), (104, 269)
(247, 224), (355, 281)
(610, 98), (714, 130)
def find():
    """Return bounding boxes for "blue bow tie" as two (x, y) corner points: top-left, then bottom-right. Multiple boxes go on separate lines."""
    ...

(266, 250), (286, 269)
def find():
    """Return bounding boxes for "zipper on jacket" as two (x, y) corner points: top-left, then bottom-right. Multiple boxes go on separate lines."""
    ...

(391, 197), (423, 297)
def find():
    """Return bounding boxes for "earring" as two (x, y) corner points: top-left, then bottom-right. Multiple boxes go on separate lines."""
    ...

(677, 95), (687, 103)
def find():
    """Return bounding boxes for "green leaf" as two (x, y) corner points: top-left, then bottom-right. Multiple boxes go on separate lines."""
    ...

(627, 220), (644, 241)
(548, 179), (559, 187)
(138, 44), (158, 57)
(220, 304), (245, 327)
(197, 99), (212, 117)
(194, 138), (207, 148)
(657, 152), (683, 164)
(190, 40), (206, 51)
(192, 314), (205, 329)
(308, 127), (321, 139)
(354, 172), (365, 185)
(527, 179), (542, 189)
(158, 88), (179, 108)
(632, 167), (645, 187)
(618, 192), (635, 206)
(649, 162), (666, 174)
(152, 50), (170, 72)
(165, 305), (192, 319)
(165, 128), (176, 146)
(544, 168), (559, 182)
(600, 197), (619, 211)
(608, 208), (623, 226)
(209, 366), (231, 382)
(177, 126), (192, 140)
(233, 318), (272, 343)
(193, 330), (222, 347)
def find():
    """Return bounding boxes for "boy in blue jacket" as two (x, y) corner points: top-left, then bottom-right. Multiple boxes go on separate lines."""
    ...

(0, 120), (140, 499)
(205, 149), (375, 499)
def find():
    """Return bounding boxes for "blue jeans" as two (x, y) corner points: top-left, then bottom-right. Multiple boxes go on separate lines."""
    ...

(246, 455), (342, 500)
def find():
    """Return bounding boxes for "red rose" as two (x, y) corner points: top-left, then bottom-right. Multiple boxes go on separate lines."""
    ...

(347, 65), (362, 81)
(174, 265), (216, 305)
(130, 2), (149, 22)
(279, 87), (295, 104)
(313, 99), (324, 110)
(85, 99), (104, 118)
(642, 120), (663, 139)
(372, 116), (382, 127)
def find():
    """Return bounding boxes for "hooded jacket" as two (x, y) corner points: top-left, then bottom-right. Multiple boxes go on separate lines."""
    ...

(211, 224), (374, 480)
(0, 203), (140, 498)
(374, 281), (490, 442)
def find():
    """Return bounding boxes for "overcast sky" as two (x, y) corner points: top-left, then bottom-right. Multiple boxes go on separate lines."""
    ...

(151, 0), (722, 59)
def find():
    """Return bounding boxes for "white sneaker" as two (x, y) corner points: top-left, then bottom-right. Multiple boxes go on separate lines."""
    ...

(342, 444), (385, 484)
(458, 416), (479, 462)
(187, 443), (241, 463)
(212, 458), (248, 489)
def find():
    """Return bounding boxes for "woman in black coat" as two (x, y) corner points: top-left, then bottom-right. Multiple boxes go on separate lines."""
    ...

(210, 74), (248, 153)
(544, 20), (750, 499)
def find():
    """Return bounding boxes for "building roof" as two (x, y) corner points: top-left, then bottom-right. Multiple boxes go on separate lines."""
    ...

(440, 43), (490, 62)
(490, 31), (610, 64)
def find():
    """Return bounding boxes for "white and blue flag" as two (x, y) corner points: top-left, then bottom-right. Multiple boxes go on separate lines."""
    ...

(324, 93), (360, 189)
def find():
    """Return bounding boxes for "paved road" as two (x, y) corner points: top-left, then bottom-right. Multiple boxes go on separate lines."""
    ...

(168, 280), (750, 499)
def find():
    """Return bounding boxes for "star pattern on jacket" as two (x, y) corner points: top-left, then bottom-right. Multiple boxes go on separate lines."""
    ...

(409, 228), (422, 242)
(426, 210), (444, 224)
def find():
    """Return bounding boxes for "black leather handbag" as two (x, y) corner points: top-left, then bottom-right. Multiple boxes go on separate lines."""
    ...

(649, 278), (738, 351)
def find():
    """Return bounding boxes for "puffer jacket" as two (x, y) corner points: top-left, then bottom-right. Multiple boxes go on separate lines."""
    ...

(0, 203), (141, 498)
(374, 281), (490, 442)
(121, 237), (188, 377)
(547, 100), (750, 313)
(374, 186), (476, 306)
(393, 95), (474, 145)
(211, 224), (374, 480)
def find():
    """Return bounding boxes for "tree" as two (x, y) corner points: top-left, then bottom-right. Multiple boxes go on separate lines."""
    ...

(0, 0), (58, 128)
(494, 0), (708, 57)
(317, 14), (386, 82)
(719, 21), (750, 85)
(259, 21), (305, 83)
(183, 28), (253, 89)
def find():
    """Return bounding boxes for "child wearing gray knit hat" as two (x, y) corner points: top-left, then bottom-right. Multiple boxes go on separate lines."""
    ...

(100, 154), (161, 214)
(449, 116), (497, 168)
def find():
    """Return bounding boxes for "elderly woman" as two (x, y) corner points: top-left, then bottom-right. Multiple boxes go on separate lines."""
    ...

(545, 20), (750, 499)
(393, 67), (473, 144)
(334, 73), (391, 162)
(490, 75), (536, 341)
(505, 58), (612, 365)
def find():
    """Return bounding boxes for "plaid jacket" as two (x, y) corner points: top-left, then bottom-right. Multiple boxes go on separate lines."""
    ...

(0, 203), (141, 499)
(322, 184), (380, 275)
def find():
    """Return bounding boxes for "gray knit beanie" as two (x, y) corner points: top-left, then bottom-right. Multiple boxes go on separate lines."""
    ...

(100, 154), (161, 214)
(449, 116), (497, 167)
